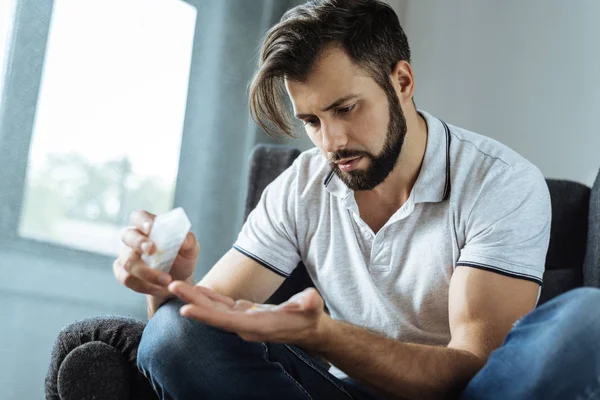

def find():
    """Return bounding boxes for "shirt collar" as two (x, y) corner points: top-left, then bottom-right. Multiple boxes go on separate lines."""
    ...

(323, 109), (451, 203)
(323, 168), (352, 199)
(412, 110), (452, 203)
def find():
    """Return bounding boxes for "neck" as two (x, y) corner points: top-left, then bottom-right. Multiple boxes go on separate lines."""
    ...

(357, 108), (428, 209)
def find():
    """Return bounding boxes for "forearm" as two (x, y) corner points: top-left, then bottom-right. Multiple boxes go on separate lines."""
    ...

(146, 276), (195, 319)
(312, 319), (485, 400)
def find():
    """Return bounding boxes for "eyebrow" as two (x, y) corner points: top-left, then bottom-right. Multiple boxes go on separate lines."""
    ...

(295, 94), (359, 119)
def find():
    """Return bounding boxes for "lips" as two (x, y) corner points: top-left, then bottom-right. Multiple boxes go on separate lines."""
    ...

(337, 156), (362, 172)
(337, 156), (361, 165)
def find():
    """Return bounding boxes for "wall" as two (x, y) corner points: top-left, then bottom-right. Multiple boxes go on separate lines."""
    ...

(391, 0), (600, 186)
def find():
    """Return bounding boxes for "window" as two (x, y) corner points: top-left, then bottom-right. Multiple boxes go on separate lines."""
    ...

(18, 0), (197, 256)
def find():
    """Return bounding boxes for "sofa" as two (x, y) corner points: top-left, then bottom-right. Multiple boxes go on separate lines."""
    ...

(45, 144), (600, 399)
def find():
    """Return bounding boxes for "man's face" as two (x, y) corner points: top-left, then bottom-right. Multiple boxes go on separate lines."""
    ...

(286, 46), (407, 191)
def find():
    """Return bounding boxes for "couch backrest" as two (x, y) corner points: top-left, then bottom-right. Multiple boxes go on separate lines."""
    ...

(538, 179), (591, 304)
(244, 144), (301, 221)
(584, 170), (600, 287)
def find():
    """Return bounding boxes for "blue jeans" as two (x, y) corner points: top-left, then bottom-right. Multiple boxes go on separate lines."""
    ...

(138, 287), (600, 400)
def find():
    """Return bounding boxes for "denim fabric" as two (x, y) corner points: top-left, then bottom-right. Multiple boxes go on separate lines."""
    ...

(461, 287), (600, 400)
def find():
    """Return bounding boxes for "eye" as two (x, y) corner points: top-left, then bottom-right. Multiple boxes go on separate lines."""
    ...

(336, 104), (355, 116)
(303, 117), (320, 127)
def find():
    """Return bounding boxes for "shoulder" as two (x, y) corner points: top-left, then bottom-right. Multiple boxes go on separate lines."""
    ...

(447, 123), (547, 198)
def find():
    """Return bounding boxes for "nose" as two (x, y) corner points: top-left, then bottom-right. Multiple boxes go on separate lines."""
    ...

(320, 121), (348, 153)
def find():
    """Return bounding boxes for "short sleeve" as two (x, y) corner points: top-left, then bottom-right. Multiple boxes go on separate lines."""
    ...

(457, 165), (552, 286)
(233, 162), (301, 277)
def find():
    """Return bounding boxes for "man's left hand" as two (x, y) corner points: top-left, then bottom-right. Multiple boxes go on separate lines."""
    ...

(168, 281), (331, 349)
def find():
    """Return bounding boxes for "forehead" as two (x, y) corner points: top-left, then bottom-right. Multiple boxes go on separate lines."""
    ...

(285, 47), (375, 112)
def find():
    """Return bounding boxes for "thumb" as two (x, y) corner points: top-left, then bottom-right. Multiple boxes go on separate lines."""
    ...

(281, 288), (323, 312)
(179, 232), (199, 259)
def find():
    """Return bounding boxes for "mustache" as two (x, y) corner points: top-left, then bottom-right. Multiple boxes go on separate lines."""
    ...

(327, 149), (370, 163)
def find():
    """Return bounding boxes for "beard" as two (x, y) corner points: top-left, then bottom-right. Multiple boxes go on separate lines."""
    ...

(328, 85), (407, 191)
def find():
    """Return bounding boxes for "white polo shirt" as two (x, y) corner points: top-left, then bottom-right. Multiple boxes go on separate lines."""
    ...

(234, 110), (551, 375)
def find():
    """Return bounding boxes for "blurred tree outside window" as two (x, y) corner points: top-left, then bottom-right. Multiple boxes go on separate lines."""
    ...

(18, 0), (197, 256)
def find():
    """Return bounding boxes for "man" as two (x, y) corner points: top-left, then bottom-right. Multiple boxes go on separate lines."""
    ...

(114, 1), (600, 399)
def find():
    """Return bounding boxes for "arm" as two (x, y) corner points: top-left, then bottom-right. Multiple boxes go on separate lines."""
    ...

(167, 265), (539, 400)
(309, 267), (539, 400)
(198, 248), (286, 303)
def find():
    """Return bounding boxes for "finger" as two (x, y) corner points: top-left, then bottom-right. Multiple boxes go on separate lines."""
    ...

(120, 227), (155, 256)
(179, 232), (200, 259)
(179, 303), (240, 331)
(194, 285), (236, 308)
(246, 303), (278, 313)
(130, 210), (156, 235)
(121, 250), (172, 287)
(168, 281), (213, 308)
(232, 299), (255, 312)
(292, 288), (322, 311)
(180, 303), (274, 337)
(113, 260), (169, 296)
(275, 300), (303, 312)
(273, 288), (321, 313)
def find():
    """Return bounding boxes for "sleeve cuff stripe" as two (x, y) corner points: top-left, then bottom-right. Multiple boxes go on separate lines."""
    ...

(232, 245), (290, 278)
(456, 261), (543, 286)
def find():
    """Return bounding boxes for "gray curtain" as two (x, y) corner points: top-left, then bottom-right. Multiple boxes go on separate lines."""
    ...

(174, 0), (302, 278)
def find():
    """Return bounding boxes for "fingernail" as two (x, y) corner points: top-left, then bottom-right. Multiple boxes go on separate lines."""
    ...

(143, 221), (151, 233)
(158, 275), (171, 286)
(141, 241), (151, 254)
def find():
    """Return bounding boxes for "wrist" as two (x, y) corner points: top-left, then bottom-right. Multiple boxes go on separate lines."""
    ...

(304, 313), (336, 352)
(146, 292), (175, 319)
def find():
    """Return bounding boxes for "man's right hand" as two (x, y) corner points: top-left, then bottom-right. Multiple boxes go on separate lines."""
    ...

(113, 210), (200, 298)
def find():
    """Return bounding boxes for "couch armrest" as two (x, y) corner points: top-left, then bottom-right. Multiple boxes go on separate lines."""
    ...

(45, 315), (157, 400)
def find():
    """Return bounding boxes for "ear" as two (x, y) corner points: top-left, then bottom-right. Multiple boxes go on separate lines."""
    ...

(390, 60), (415, 105)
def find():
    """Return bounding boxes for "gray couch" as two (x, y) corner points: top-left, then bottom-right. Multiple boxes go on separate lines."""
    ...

(45, 144), (600, 400)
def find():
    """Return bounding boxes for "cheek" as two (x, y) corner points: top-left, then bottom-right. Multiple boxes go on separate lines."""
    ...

(306, 130), (321, 149)
(352, 109), (389, 149)
(306, 131), (330, 159)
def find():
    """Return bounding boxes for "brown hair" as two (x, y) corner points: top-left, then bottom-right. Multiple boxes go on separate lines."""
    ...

(249, 0), (411, 138)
